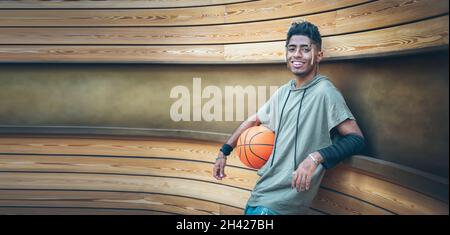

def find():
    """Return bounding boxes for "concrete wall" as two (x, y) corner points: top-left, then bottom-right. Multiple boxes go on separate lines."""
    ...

(0, 50), (448, 177)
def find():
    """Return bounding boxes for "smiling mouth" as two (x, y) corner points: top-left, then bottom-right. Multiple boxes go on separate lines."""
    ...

(291, 61), (305, 69)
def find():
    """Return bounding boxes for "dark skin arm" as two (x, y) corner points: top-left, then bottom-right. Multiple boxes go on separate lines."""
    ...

(213, 114), (261, 180)
(291, 119), (364, 191)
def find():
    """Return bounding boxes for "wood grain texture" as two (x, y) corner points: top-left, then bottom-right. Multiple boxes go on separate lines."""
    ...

(346, 156), (448, 203)
(0, 45), (225, 63)
(0, 0), (445, 31)
(224, 15), (449, 62)
(0, 207), (175, 215)
(0, 15), (447, 63)
(0, 7), (230, 26)
(0, 0), (253, 9)
(311, 188), (394, 215)
(0, 154), (258, 190)
(323, 15), (449, 59)
(1, 0), (447, 45)
(322, 166), (449, 215)
(0, 172), (251, 208)
(0, 0), (369, 26)
(0, 135), (447, 214)
(223, 0), (370, 24)
(0, 190), (241, 214)
(0, 136), (246, 168)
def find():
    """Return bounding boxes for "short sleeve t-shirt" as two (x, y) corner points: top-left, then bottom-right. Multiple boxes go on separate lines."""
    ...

(247, 74), (355, 214)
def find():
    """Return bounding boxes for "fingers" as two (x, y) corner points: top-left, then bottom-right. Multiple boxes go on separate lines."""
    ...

(213, 160), (226, 180)
(292, 158), (318, 192)
(295, 173), (302, 192)
(300, 174), (308, 191)
(213, 164), (219, 179)
(305, 175), (311, 191)
(292, 171), (312, 192)
(219, 163), (226, 179)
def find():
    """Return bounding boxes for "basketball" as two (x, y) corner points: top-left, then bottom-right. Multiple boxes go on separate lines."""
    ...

(236, 125), (275, 169)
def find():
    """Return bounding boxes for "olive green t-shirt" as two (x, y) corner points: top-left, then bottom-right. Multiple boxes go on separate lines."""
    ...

(247, 74), (355, 214)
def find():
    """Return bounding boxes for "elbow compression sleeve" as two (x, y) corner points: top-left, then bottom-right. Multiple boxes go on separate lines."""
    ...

(318, 133), (365, 169)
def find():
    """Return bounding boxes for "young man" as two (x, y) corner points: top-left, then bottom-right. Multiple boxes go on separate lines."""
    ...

(213, 21), (365, 215)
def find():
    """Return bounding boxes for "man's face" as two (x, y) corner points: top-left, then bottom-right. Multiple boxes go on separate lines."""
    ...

(286, 35), (322, 77)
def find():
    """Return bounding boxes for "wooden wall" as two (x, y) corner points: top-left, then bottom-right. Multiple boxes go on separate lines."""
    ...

(0, 0), (448, 63)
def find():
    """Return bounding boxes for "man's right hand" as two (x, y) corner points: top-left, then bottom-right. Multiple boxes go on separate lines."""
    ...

(213, 151), (227, 180)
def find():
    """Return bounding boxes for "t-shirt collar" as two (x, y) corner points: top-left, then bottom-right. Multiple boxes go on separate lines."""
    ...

(290, 74), (327, 91)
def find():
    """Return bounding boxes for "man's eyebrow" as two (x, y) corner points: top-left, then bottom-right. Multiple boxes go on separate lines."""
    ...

(287, 44), (311, 47)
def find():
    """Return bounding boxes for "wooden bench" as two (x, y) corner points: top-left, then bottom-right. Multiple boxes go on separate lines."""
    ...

(0, 135), (447, 215)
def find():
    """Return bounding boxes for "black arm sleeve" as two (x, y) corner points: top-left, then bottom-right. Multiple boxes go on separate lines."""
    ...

(318, 133), (365, 169)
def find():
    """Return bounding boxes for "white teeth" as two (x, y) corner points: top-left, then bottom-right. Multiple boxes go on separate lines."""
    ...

(293, 61), (303, 67)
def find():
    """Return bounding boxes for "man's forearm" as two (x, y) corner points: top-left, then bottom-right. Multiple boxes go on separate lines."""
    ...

(225, 115), (261, 148)
(317, 133), (365, 169)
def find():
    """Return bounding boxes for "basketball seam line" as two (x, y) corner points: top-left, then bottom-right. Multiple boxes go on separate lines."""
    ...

(236, 130), (273, 148)
(235, 143), (273, 148)
(243, 127), (255, 169)
(248, 131), (271, 162)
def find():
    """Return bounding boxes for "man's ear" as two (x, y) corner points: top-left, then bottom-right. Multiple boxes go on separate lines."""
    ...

(316, 50), (324, 63)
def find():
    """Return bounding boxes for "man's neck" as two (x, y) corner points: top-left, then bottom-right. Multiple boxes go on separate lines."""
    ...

(295, 70), (317, 88)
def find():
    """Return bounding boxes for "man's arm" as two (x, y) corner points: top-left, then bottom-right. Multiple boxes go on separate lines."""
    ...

(335, 118), (364, 137)
(213, 114), (261, 180)
(292, 119), (365, 191)
(314, 119), (364, 168)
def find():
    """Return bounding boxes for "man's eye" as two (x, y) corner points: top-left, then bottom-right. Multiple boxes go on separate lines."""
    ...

(288, 48), (296, 52)
(302, 48), (311, 53)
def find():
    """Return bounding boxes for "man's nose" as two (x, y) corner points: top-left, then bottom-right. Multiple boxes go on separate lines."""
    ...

(293, 48), (303, 58)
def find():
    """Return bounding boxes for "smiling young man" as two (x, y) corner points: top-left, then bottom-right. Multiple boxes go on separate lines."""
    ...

(213, 21), (365, 215)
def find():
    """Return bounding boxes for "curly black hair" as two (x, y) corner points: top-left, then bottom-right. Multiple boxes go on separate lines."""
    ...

(286, 21), (322, 50)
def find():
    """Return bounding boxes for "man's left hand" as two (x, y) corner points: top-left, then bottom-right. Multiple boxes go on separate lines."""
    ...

(291, 152), (322, 192)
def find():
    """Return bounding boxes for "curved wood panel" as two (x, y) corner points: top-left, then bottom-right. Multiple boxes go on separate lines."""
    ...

(335, 0), (449, 34)
(0, 169), (445, 215)
(0, 6), (228, 27)
(0, 136), (247, 168)
(0, 126), (232, 143)
(1, 134), (445, 204)
(0, 15), (447, 62)
(0, 207), (175, 215)
(0, 0), (444, 32)
(223, 0), (370, 24)
(312, 188), (394, 215)
(1, 2), (447, 45)
(0, 136), (447, 214)
(0, 188), (391, 215)
(0, 0), (253, 9)
(0, 189), (242, 215)
(0, 154), (258, 190)
(322, 15), (449, 59)
(321, 166), (448, 215)
(0, 0), (372, 27)
(347, 155), (448, 203)
(0, 135), (447, 200)
(0, 172), (251, 209)
(0, 45), (225, 63)
(224, 15), (449, 62)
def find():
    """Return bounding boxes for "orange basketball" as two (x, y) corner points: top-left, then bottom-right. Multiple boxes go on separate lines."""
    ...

(236, 125), (275, 169)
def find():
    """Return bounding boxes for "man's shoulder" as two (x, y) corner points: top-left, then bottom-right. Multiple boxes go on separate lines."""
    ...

(316, 77), (336, 89)
(312, 78), (339, 94)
